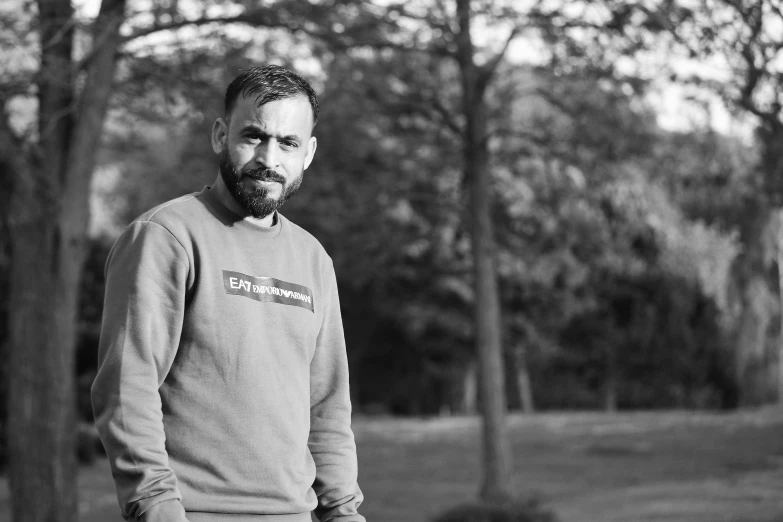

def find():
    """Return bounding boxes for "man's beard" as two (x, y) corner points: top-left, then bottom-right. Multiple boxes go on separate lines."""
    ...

(219, 150), (303, 219)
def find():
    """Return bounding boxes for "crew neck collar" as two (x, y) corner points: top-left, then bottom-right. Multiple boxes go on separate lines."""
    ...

(200, 185), (283, 238)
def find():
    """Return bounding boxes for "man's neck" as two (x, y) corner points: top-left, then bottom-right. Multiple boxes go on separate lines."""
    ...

(212, 173), (276, 228)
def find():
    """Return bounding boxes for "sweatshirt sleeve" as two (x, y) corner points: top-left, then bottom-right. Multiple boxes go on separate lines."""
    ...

(308, 259), (365, 522)
(91, 220), (190, 521)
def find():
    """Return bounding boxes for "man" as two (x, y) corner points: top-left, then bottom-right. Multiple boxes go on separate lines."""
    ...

(92, 65), (365, 522)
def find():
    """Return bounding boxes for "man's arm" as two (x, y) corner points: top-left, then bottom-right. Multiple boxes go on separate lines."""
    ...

(308, 259), (365, 522)
(91, 220), (190, 522)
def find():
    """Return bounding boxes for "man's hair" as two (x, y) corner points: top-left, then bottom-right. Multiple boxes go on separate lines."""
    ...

(224, 64), (319, 127)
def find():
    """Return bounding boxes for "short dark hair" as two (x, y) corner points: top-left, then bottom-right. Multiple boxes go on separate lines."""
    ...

(224, 64), (319, 127)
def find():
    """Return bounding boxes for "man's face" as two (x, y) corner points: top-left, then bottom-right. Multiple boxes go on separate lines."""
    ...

(211, 95), (317, 219)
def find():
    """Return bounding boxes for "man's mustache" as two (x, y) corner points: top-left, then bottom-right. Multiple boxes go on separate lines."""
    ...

(243, 168), (285, 184)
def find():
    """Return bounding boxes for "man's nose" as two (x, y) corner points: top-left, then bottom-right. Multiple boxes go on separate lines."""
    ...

(256, 140), (280, 169)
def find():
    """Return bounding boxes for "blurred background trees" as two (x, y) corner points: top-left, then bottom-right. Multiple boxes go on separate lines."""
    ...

(2, 0), (783, 519)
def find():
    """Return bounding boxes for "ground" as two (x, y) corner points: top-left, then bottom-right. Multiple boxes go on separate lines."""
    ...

(2, 408), (783, 522)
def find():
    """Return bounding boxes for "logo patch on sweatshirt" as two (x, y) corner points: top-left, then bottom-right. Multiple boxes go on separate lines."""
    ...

(222, 270), (314, 312)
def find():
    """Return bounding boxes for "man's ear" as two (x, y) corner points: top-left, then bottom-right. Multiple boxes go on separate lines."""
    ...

(303, 136), (317, 171)
(211, 118), (229, 154)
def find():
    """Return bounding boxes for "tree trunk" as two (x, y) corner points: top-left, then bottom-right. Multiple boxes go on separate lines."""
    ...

(0, 243), (7, 469)
(6, 0), (126, 519)
(730, 203), (777, 406)
(462, 360), (478, 414)
(455, 0), (512, 503)
(514, 344), (535, 414)
(0, 118), (17, 470)
(504, 343), (534, 413)
(604, 342), (618, 412)
(734, 274), (774, 404)
(468, 128), (512, 503)
(759, 124), (783, 406)
(8, 174), (82, 522)
(7, 0), (78, 519)
(778, 221), (783, 404)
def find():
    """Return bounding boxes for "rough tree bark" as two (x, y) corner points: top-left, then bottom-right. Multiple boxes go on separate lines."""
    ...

(777, 222), (783, 403)
(455, 0), (513, 503)
(7, 0), (78, 518)
(5, 0), (126, 519)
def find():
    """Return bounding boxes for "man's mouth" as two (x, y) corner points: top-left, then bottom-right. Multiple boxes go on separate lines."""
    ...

(244, 169), (284, 184)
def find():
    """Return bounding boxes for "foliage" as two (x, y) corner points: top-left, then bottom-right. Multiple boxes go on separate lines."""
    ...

(647, 129), (761, 231)
(6, 0), (774, 431)
(75, 36), (745, 415)
(555, 269), (737, 410)
(6, 3), (783, 522)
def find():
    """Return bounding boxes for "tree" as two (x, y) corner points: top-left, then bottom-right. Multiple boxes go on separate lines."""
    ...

(453, 0), (518, 501)
(651, 0), (783, 404)
(1, 0), (126, 518)
(331, 0), (679, 497)
(372, 0), (522, 501)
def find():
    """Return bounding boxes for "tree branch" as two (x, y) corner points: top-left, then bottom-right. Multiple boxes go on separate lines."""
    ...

(385, 1), (453, 36)
(487, 126), (549, 147)
(119, 5), (453, 59)
(477, 26), (520, 96)
(428, 95), (463, 136)
(388, 96), (463, 137)
(74, 10), (127, 72)
(122, 10), (293, 43)
(342, 38), (454, 56)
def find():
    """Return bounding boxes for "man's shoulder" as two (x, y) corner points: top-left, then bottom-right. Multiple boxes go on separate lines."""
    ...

(135, 191), (205, 227)
(280, 215), (332, 262)
(134, 192), (202, 223)
(115, 190), (211, 248)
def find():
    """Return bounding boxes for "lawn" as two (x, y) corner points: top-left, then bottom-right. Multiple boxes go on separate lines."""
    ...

(3, 408), (783, 522)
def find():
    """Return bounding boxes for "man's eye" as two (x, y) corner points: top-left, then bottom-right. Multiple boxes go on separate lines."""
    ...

(244, 132), (268, 142)
(281, 141), (298, 149)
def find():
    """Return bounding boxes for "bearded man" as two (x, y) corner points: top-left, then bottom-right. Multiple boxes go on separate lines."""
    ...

(92, 65), (365, 522)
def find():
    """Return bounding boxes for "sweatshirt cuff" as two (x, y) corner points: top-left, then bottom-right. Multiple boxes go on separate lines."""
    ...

(139, 499), (188, 522)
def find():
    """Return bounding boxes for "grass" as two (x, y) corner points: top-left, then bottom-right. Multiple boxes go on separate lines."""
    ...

(3, 408), (783, 522)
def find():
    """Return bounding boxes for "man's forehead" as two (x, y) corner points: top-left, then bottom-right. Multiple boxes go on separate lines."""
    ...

(229, 95), (314, 127)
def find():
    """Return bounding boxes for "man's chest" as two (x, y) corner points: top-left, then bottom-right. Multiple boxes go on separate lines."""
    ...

(179, 237), (324, 364)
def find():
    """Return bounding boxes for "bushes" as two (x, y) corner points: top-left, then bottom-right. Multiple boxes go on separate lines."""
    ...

(432, 499), (559, 522)
(554, 269), (737, 410)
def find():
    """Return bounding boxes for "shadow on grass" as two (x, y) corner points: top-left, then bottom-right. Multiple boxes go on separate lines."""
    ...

(432, 499), (559, 522)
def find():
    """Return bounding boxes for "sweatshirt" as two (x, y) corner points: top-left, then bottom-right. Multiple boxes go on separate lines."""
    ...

(91, 185), (364, 522)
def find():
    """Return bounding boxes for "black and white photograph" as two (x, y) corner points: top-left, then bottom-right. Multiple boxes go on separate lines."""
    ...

(2, 1), (783, 521)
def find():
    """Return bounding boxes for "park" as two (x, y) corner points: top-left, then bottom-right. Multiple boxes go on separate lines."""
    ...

(3, 0), (783, 521)
(4, 409), (783, 521)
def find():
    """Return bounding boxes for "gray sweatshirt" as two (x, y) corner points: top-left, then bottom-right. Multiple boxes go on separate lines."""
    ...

(91, 186), (364, 522)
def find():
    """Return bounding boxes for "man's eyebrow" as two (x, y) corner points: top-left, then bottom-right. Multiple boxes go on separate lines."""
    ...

(238, 124), (302, 143)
